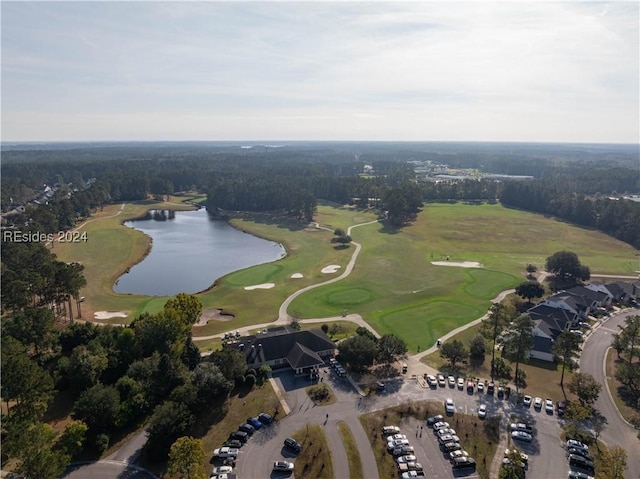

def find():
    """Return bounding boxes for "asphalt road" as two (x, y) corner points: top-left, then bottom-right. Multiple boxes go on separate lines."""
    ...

(232, 365), (570, 479)
(579, 307), (640, 479)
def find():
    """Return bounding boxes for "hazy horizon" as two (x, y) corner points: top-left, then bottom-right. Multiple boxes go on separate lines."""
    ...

(2, 2), (638, 144)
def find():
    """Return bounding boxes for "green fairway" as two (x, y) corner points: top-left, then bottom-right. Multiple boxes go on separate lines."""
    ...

(54, 200), (638, 350)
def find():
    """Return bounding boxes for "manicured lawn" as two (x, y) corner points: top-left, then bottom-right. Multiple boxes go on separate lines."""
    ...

(337, 421), (364, 479)
(291, 424), (334, 479)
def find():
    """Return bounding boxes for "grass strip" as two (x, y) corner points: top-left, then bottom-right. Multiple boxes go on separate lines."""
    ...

(337, 421), (364, 479)
(291, 424), (334, 479)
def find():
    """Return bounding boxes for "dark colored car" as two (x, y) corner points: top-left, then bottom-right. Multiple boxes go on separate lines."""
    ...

(568, 447), (593, 461)
(556, 401), (566, 416)
(487, 382), (495, 395)
(569, 454), (595, 473)
(239, 423), (255, 435)
(258, 412), (273, 424)
(223, 438), (243, 448)
(427, 414), (444, 426)
(247, 417), (263, 430)
(284, 437), (302, 452)
(451, 456), (476, 470)
(229, 431), (248, 443)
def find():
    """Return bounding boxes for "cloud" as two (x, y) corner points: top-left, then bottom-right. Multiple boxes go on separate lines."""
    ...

(1, 1), (637, 142)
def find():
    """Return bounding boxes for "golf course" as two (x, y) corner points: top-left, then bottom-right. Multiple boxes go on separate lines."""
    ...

(52, 198), (639, 353)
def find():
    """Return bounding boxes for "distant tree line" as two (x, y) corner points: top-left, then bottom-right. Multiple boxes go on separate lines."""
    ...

(500, 180), (640, 248)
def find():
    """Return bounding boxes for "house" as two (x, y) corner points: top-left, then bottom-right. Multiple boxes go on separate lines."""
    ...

(224, 326), (336, 375)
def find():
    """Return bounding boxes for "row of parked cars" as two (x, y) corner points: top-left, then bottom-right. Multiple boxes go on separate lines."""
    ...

(210, 412), (274, 478)
(382, 425), (425, 478)
(329, 357), (347, 377)
(566, 439), (595, 477)
(426, 414), (477, 471)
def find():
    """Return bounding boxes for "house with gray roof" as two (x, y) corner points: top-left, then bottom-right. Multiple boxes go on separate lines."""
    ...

(224, 326), (336, 374)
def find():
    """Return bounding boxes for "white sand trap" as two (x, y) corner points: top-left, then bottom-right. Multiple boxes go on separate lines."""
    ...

(94, 311), (128, 320)
(431, 261), (482, 268)
(291, 273), (304, 279)
(321, 265), (341, 274)
(244, 283), (276, 290)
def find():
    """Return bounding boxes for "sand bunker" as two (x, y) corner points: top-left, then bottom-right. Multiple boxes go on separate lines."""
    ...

(291, 273), (304, 279)
(195, 308), (234, 326)
(94, 311), (128, 320)
(321, 265), (341, 274)
(431, 261), (482, 268)
(244, 283), (276, 290)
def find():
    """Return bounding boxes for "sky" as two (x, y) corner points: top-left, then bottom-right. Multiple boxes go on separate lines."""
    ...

(1, 1), (639, 143)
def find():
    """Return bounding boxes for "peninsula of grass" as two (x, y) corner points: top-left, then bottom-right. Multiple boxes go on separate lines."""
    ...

(337, 421), (364, 479)
(360, 400), (498, 479)
(291, 424), (334, 479)
(305, 383), (336, 406)
(289, 202), (638, 352)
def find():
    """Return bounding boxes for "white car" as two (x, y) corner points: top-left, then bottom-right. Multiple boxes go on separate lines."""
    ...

(523, 395), (532, 407)
(457, 377), (465, 389)
(478, 404), (487, 418)
(477, 381), (484, 392)
(438, 374), (446, 387)
(401, 471), (425, 479)
(566, 439), (589, 452)
(545, 398), (554, 413)
(432, 421), (450, 431)
(426, 374), (437, 387)
(445, 398), (455, 414)
(449, 449), (469, 460)
(273, 461), (294, 471)
(533, 397), (542, 409)
(211, 465), (233, 475)
(437, 427), (456, 437)
(213, 447), (239, 458)
(387, 439), (410, 450)
(448, 375), (456, 387)
(397, 454), (417, 464)
(387, 433), (407, 441)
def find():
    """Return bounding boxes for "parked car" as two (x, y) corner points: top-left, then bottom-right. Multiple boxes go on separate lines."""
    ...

(444, 398), (455, 414)
(386, 433), (408, 442)
(467, 380), (474, 393)
(556, 401), (566, 416)
(477, 381), (484, 392)
(451, 456), (476, 470)
(387, 439), (410, 450)
(229, 431), (248, 443)
(436, 428), (456, 437)
(437, 374), (446, 387)
(448, 375), (456, 387)
(505, 448), (529, 463)
(568, 447), (593, 461)
(397, 462), (423, 473)
(569, 454), (595, 473)
(449, 449), (469, 461)
(432, 421), (450, 431)
(224, 438), (243, 448)
(258, 412), (273, 424)
(545, 399), (554, 414)
(457, 377), (465, 389)
(533, 397), (542, 409)
(497, 386), (504, 399)
(396, 455), (417, 464)
(438, 434), (460, 444)
(401, 471), (425, 479)
(568, 471), (593, 479)
(426, 374), (437, 387)
(566, 439), (589, 452)
(247, 417), (263, 430)
(284, 437), (302, 452)
(509, 423), (532, 433)
(511, 430), (533, 442)
(211, 465), (233, 475)
(382, 425), (401, 435)
(487, 382), (495, 395)
(273, 461), (294, 472)
(213, 447), (239, 458)
(392, 446), (415, 456)
(442, 441), (462, 452)
(426, 415), (444, 426)
(239, 423), (255, 434)
(478, 404), (487, 418)
(523, 395), (532, 407)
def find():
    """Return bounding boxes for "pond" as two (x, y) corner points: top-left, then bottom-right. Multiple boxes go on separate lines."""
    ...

(114, 208), (285, 296)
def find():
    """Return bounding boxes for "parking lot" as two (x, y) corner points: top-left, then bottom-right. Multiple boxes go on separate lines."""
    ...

(227, 364), (571, 479)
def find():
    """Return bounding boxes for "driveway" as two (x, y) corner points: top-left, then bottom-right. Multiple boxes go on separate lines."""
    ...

(579, 308), (640, 479)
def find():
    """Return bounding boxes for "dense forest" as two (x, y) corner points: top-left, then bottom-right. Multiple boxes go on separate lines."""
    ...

(2, 141), (638, 246)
